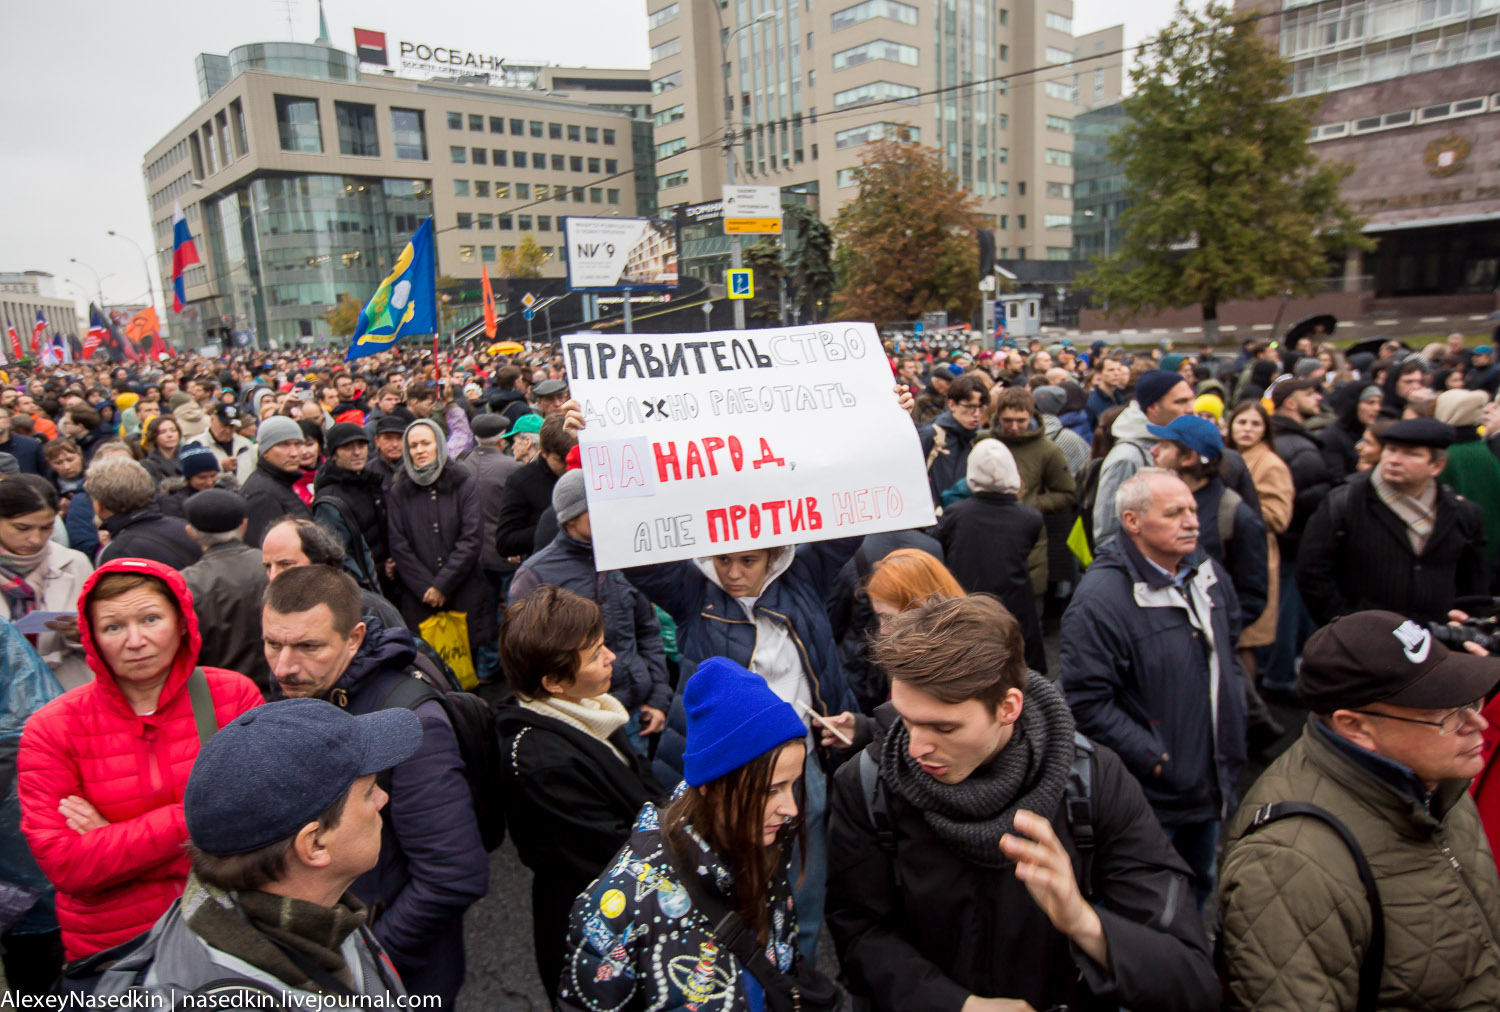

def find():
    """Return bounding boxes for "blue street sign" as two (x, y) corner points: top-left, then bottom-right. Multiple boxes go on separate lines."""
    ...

(523, 308), (535, 320)
(913, 321), (925, 335)
(727, 269), (754, 299)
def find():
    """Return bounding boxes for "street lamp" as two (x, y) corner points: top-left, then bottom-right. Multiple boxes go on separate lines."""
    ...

(107, 230), (159, 315)
(69, 258), (105, 308)
(715, 6), (781, 331)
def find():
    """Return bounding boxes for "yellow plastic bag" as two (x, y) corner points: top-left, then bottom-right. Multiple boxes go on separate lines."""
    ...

(419, 610), (477, 690)
(1067, 516), (1093, 569)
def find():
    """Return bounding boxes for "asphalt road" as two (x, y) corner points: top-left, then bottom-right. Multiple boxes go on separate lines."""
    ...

(456, 631), (1308, 1011)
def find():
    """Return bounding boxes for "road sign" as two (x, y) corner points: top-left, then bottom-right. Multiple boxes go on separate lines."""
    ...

(521, 292), (536, 308)
(727, 269), (754, 299)
(722, 185), (782, 234)
(523, 308), (535, 320)
(913, 322), (924, 335)
(978, 275), (996, 292)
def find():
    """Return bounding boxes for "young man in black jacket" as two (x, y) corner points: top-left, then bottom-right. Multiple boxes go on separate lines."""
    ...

(827, 595), (1217, 1012)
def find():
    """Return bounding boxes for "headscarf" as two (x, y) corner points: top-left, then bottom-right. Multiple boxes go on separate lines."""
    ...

(401, 418), (448, 487)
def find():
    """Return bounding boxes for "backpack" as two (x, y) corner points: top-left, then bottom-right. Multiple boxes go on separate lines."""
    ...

(1220, 802), (1384, 1012)
(379, 670), (507, 851)
(1077, 443), (1151, 557)
(859, 731), (1100, 898)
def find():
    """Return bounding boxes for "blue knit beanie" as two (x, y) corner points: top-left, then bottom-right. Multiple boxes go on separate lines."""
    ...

(682, 657), (807, 787)
(1135, 369), (1186, 409)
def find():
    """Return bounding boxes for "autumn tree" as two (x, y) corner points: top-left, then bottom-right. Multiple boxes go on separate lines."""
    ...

(497, 235), (548, 279)
(1083, 1), (1369, 342)
(831, 135), (979, 322)
(320, 292), (362, 337)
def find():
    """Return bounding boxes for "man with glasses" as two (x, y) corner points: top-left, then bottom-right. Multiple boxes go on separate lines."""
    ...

(1219, 610), (1500, 1010)
(918, 372), (988, 505)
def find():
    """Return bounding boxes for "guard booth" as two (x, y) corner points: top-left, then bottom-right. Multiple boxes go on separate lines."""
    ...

(997, 292), (1042, 339)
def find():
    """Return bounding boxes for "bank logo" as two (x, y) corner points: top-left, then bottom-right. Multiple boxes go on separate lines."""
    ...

(1424, 134), (1470, 178)
(354, 28), (388, 66)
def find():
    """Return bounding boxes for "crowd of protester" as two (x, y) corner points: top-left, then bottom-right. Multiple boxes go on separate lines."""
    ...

(0, 326), (1493, 1010)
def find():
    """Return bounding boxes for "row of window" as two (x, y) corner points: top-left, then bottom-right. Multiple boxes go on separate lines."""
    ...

(832, 38), (920, 71)
(446, 146), (621, 174)
(274, 95), (430, 160)
(832, 0), (918, 31)
(454, 208), (618, 232)
(833, 80), (919, 110)
(458, 244), (560, 264)
(833, 122), (920, 148)
(443, 111), (618, 146)
(452, 179), (622, 204)
(1309, 91), (1496, 141)
(648, 2), (678, 30)
(148, 139), (191, 183)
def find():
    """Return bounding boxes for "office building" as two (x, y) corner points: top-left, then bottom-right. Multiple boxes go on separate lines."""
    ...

(144, 39), (650, 348)
(647, 0), (1123, 278)
(0, 272), (81, 345)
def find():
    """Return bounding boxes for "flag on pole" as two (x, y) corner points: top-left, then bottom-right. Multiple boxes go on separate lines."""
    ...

(172, 200), (201, 313)
(481, 262), (498, 339)
(347, 218), (436, 362)
(30, 312), (46, 359)
(6, 322), (21, 362)
(51, 333), (70, 365)
(83, 305), (109, 360)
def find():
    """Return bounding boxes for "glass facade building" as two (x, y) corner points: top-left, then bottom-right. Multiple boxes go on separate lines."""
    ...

(1070, 102), (1124, 261)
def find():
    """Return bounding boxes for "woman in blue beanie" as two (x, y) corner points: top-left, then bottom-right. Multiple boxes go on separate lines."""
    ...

(557, 656), (826, 1012)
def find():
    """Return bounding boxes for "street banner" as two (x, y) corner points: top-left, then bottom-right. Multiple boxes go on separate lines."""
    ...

(564, 323), (934, 570)
(562, 217), (679, 291)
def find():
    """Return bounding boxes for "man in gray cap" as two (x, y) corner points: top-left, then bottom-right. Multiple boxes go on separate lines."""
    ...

(239, 415), (311, 546)
(182, 489), (273, 697)
(532, 377), (569, 417)
(81, 699), (422, 1002)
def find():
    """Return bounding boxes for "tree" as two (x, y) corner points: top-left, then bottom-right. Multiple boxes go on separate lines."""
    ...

(497, 235), (547, 279)
(1082, 1), (1369, 343)
(743, 238), (787, 324)
(784, 204), (834, 322)
(320, 292), (362, 337)
(831, 134), (979, 323)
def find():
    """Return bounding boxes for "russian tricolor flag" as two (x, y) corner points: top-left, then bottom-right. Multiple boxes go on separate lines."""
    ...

(171, 200), (201, 313)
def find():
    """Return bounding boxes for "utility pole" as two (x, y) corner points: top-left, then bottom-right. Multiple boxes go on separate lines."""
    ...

(717, 7), (779, 331)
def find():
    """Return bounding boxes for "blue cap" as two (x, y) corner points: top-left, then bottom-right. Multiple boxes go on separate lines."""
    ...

(682, 657), (807, 787)
(185, 698), (422, 855)
(942, 363), (963, 378)
(1475, 345), (1493, 355)
(1147, 414), (1224, 461)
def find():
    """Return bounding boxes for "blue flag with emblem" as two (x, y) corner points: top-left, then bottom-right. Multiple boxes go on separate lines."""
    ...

(347, 217), (436, 361)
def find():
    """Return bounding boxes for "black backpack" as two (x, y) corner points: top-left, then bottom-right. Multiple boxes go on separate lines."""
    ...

(379, 670), (507, 851)
(859, 731), (1101, 898)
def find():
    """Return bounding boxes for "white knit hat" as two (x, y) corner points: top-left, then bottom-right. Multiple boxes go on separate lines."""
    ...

(966, 439), (1021, 495)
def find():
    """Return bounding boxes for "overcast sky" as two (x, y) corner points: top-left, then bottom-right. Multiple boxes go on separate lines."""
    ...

(0, 0), (1178, 323)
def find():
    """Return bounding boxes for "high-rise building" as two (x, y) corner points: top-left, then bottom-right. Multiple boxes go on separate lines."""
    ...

(144, 39), (650, 348)
(648, 0), (1122, 277)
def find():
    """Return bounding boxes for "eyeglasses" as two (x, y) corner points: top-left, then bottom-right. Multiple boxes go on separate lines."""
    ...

(950, 400), (985, 414)
(1352, 699), (1485, 736)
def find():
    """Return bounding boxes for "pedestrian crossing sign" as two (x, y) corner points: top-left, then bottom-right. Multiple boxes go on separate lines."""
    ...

(728, 269), (754, 300)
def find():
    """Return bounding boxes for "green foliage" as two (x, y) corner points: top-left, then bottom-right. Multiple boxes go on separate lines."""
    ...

(1082, 1), (1370, 340)
(743, 239), (787, 324)
(831, 136), (979, 323)
(497, 235), (548, 279)
(784, 204), (835, 322)
(320, 292), (362, 338)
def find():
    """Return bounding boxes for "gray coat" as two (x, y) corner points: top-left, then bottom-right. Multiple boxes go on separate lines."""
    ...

(386, 464), (496, 650)
(463, 445), (519, 574)
(181, 540), (272, 697)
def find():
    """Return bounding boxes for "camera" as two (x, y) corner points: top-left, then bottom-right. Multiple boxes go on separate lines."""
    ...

(1430, 616), (1500, 655)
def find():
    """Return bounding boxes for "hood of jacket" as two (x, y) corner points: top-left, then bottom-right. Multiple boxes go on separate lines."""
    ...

(996, 417), (1047, 446)
(101, 505), (170, 538)
(76, 557), (203, 713)
(694, 544), (796, 605)
(1109, 401), (1154, 445)
(313, 459), (383, 492)
(931, 410), (979, 450)
(331, 614), (417, 698)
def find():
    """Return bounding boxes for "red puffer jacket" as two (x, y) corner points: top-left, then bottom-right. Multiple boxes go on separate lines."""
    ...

(18, 558), (262, 959)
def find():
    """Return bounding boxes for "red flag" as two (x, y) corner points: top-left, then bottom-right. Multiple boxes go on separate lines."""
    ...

(6, 324), (21, 361)
(481, 263), (497, 339)
(30, 313), (45, 358)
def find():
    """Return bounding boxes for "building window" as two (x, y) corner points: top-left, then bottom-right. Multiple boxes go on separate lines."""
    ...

(467, 114), (483, 131)
(493, 149), (507, 166)
(229, 100), (249, 157)
(457, 213), (474, 229)
(648, 2), (679, 29)
(1000, 44), (1009, 61)
(833, 80), (919, 109)
(1046, 181), (1072, 198)
(604, 129), (616, 145)
(832, 39), (919, 70)
(274, 95), (322, 153)
(516, 183), (530, 198)
(650, 37), (682, 61)
(590, 188), (603, 203)
(998, 147), (1008, 163)
(510, 118), (525, 135)
(496, 183), (510, 198)
(538, 216), (552, 231)
(836, 167), (859, 187)
(532, 152), (546, 169)
(834, 122), (919, 148)
(499, 215), (513, 229)
(458, 245), (475, 262)
(390, 108), (427, 160)
(1044, 81), (1076, 101)
(659, 169), (688, 188)
(481, 244), (496, 261)
(1046, 12), (1073, 33)
(555, 185), (568, 200)
(653, 70), (683, 93)
(1045, 115), (1071, 132)
(1044, 148), (1072, 166)
(573, 187), (586, 201)
(535, 181), (550, 200)
(447, 111), (462, 129)
(546, 122), (560, 140)
(605, 159), (618, 173)
(608, 188), (621, 204)
(1045, 47), (1073, 65)
(1044, 213), (1072, 229)
(489, 116), (504, 133)
(529, 120), (544, 138)
(552, 154), (566, 171)
(571, 156), (584, 172)
(478, 213), (494, 230)
(999, 215), (1008, 228)
(518, 214), (532, 230)
(472, 147), (487, 165)
(999, 8), (1008, 25)
(832, 0), (917, 30)
(569, 124), (582, 141)
(1018, 181), (1026, 195)
(588, 157), (603, 173)
(475, 181), (490, 197)
(514, 149), (527, 165)
(1018, 216), (1027, 229)
(454, 179), (470, 197)
(652, 104), (687, 129)
(586, 127), (599, 143)
(450, 145), (467, 163)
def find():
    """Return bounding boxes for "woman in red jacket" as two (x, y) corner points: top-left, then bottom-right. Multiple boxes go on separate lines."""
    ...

(17, 558), (262, 961)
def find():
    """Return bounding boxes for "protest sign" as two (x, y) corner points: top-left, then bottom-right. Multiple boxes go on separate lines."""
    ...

(564, 323), (935, 570)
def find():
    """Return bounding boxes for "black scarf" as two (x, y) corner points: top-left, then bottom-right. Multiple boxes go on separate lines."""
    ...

(880, 673), (1075, 867)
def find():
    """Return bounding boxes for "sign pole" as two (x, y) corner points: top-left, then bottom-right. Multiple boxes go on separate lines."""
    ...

(730, 235), (744, 331)
(622, 288), (634, 334)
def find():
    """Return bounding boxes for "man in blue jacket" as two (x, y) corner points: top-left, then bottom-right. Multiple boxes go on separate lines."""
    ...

(508, 469), (671, 751)
(262, 565), (488, 1005)
(1059, 467), (1245, 908)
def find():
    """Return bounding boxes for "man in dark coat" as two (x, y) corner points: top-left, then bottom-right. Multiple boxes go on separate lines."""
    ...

(263, 566), (488, 1007)
(0, 410), (45, 475)
(181, 490), (272, 697)
(311, 422), (388, 592)
(1060, 469), (1245, 907)
(85, 456), (203, 570)
(482, 365), (533, 427)
(494, 413), (571, 564)
(239, 416), (311, 546)
(916, 373), (987, 504)
(827, 594), (1218, 1012)
(1300, 418), (1488, 625)
(463, 413), (519, 682)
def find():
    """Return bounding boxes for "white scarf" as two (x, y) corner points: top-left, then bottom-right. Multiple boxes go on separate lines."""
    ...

(518, 692), (630, 763)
